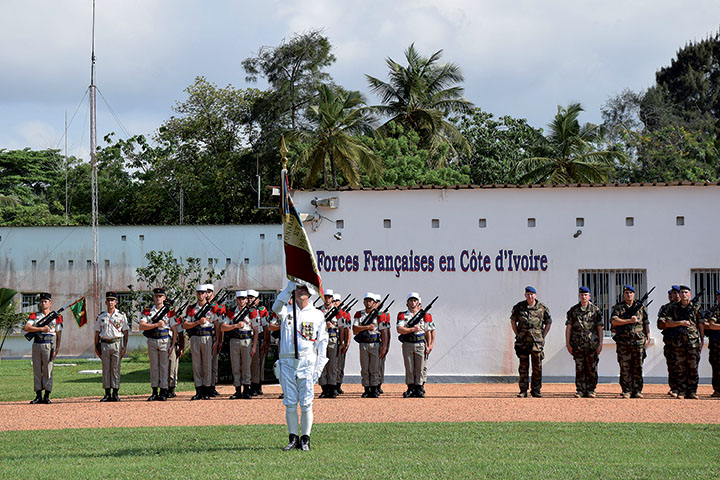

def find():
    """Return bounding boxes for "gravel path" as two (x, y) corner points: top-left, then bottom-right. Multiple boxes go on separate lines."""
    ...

(1, 383), (718, 431)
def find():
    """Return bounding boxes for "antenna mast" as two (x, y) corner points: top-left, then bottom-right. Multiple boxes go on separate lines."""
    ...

(89, 0), (101, 319)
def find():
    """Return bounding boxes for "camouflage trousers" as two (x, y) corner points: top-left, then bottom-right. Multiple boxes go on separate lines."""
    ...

(572, 349), (599, 395)
(616, 344), (644, 395)
(663, 342), (678, 393)
(709, 339), (720, 393)
(517, 350), (543, 394)
(668, 343), (700, 395)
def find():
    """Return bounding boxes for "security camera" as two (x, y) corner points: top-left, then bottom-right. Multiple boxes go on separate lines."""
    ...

(573, 230), (582, 238)
(333, 232), (342, 241)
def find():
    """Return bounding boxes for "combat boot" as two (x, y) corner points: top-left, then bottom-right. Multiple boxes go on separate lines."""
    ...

(403, 385), (413, 398)
(327, 385), (338, 398)
(241, 385), (253, 399)
(229, 386), (242, 400)
(319, 385), (328, 398)
(147, 387), (159, 402)
(157, 388), (168, 401)
(283, 434), (300, 451)
(167, 386), (176, 398)
(201, 386), (211, 400)
(190, 387), (202, 401)
(419, 384), (426, 396)
(100, 388), (112, 402)
(256, 384), (264, 395)
(111, 388), (120, 402)
(336, 383), (344, 395)
(209, 386), (219, 397)
(367, 386), (379, 398)
(414, 384), (425, 398)
(42, 391), (52, 404)
(361, 386), (370, 398)
(300, 435), (311, 451)
(30, 391), (43, 404)
(377, 384), (384, 395)
(250, 383), (259, 396)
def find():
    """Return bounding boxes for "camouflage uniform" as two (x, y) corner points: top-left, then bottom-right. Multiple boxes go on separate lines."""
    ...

(657, 301), (679, 394)
(565, 302), (603, 396)
(658, 302), (703, 396)
(706, 304), (720, 395)
(511, 301), (551, 395)
(611, 301), (648, 396)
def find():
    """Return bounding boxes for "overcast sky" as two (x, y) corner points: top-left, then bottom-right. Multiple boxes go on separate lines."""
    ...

(1, 0), (719, 160)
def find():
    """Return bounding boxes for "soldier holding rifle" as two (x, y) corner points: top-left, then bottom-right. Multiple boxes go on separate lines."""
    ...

(94, 291), (129, 402)
(397, 292), (437, 398)
(611, 285), (650, 399)
(658, 285), (704, 399)
(24, 292), (62, 404)
(183, 284), (216, 400)
(138, 287), (173, 401)
(352, 292), (390, 398)
(221, 290), (258, 399)
(319, 289), (340, 398)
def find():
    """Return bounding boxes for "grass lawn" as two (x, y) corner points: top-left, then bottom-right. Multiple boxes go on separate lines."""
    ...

(0, 351), (198, 401)
(0, 422), (718, 479)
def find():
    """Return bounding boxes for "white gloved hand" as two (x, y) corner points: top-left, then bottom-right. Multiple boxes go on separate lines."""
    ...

(272, 281), (297, 314)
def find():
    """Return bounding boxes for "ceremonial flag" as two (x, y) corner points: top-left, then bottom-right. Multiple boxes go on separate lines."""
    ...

(69, 297), (87, 328)
(280, 143), (323, 294)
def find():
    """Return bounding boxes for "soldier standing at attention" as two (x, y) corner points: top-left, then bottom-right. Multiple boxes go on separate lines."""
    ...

(206, 284), (222, 397)
(510, 286), (551, 398)
(94, 292), (129, 402)
(657, 286), (681, 397)
(397, 292), (435, 398)
(353, 292), (389, 398)
(611, 285), (649, 399)
(377, 294), (391, 395)
(248, 289), (270, 396)
(221, 290), (257, 399)
(167, 305), (184, 399)
(138, 287), (171, 401)
(658, 285), (704, 399)
(24, 292), (62, 404)
(705, 289), (720, 397)
(319, 289), (340, 398)
(565, 286), (603, 398)
(335, 293), (350, 395)
(271, 282), (328, 451)
(183, 285), (215, 400)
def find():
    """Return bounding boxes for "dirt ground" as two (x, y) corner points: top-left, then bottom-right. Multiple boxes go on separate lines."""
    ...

(1, 383), (718, 432)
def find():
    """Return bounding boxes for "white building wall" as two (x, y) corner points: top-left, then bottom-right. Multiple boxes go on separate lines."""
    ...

(293, 185), (720, 381)
(0, 224), (283, 357)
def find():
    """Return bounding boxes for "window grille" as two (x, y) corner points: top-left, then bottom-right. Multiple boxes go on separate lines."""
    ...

(578, 269), (647, 334)
(691, 269), (720, 314)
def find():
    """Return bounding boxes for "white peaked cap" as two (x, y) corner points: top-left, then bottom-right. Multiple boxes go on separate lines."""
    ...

(205, 283), (215, 291)
(407, 292), (421, 303)
(247, 289), (259, 297)
(295, 284), (316, 296)
(236, 290), (247, 298)
(333, 293), (341, 301)
(324, 289), (334, 297)
(364, 292), (375, 300)
(373, 293), (382, 301)
(196, 284), (206, 292)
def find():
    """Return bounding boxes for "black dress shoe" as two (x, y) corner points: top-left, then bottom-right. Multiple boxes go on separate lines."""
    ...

(30, 392), (43, 404)
(530, 392), (543, 398)
(42, 392), (52, 404)
(147, 393), (158, 402)
(336, 384), (344, 395)
(242, 385), (253, 399)
(229, 387), (242, 400)
(300, 435), (310, 451)
(167, 387), (176, 398)
(112, 390), (120, 402)
(283, 434), (300, 451)
(377, 385), (383, 395)
(190, 387), (202, 400)
(157, 389), (168, 401)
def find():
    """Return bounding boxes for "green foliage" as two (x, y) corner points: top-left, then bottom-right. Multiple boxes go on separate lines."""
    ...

(0, 422), (718, 479)
(366, 44), (474, 164)
(455, 109), (545, 184)
(0, 288), (25, 356)
(518, 103), (619, 184)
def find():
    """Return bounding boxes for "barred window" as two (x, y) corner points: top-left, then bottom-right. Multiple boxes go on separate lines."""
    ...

(21, 293), (40, 313)
(115, 292), (138, 332)
(691, 269), (720, 314)
(258, 290), (277, 310)
(578, 269), (647, 335)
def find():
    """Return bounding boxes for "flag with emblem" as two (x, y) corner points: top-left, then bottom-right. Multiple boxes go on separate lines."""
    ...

(69, 297), (87, 328)
(280, 137), (323, 294)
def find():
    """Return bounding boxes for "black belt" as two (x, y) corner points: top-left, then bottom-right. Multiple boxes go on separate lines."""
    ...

(34, 340), (53, 344)
(101, 338), (122, 344)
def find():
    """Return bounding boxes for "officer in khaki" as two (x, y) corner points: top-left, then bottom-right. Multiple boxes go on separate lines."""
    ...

(352, 292), (389, 398)
(221, 290), (258, 399)
(94, 291), (129, 402)
(611, 285), (649, 399)
(183, 284), (215, 400)
(24, 292), (62, 404)
(397, 292), (435, 398)
(319, 289), (339, 398)
(510, 286), (551, 398)
(565, 286), (603, 398)
(138, 287), (172, 401)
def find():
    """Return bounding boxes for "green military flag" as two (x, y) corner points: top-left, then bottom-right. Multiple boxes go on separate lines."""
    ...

(69, 297), (87, 328)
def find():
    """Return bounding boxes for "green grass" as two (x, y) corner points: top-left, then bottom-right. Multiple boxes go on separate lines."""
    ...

(0, 351), (198, 401)
(0, 422), (718, 479)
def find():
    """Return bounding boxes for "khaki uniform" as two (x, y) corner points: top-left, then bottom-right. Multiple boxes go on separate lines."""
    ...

(565, 302), (602, 395)
(511, 300), (551, 395)
(27, 312), (63, 392)
(353, 310), (390, 387)
(94, 310), (129, 389)
(397, 310), (435, 386)
(139, 305), (171, 389)
(223, 309), (255, 387)
(319, 306), (340, 387)
(168, 318), (183, 391)
(611, 301), (648, 396)
(185, 303), (215, 388)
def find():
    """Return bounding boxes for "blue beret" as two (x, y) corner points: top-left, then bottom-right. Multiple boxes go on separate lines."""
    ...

(679, 285), (691, 292)
(623, 285), (635, 293)
(525, 286), (536, 294)
(579, 286), (590, 294)
(671, 285), (681, 292)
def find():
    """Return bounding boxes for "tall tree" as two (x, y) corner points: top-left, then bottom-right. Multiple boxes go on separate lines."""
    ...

(299, 85), (380, 188)
(366, 44), (474, 164)
(517, 104), (618, 184)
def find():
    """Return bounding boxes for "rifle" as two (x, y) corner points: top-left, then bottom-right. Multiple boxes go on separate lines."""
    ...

(398, 296), (438, 342)
(353, 294), (390, 343)
(24, 300), (74, 342)
(324, 293), (352, 321)
(343, 299), (359, 317)
(185, 288), (230, 336)
(618, 287), (655, 322)
(141, 298), (176, 338)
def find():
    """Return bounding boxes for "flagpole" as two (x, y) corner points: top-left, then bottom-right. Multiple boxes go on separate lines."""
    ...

(280, 137), (299, 359)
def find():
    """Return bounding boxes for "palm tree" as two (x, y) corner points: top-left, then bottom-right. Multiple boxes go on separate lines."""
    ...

(300, 84), (381, 189)
(366, 44), (474, 164)
(516, 103), (620, 184)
